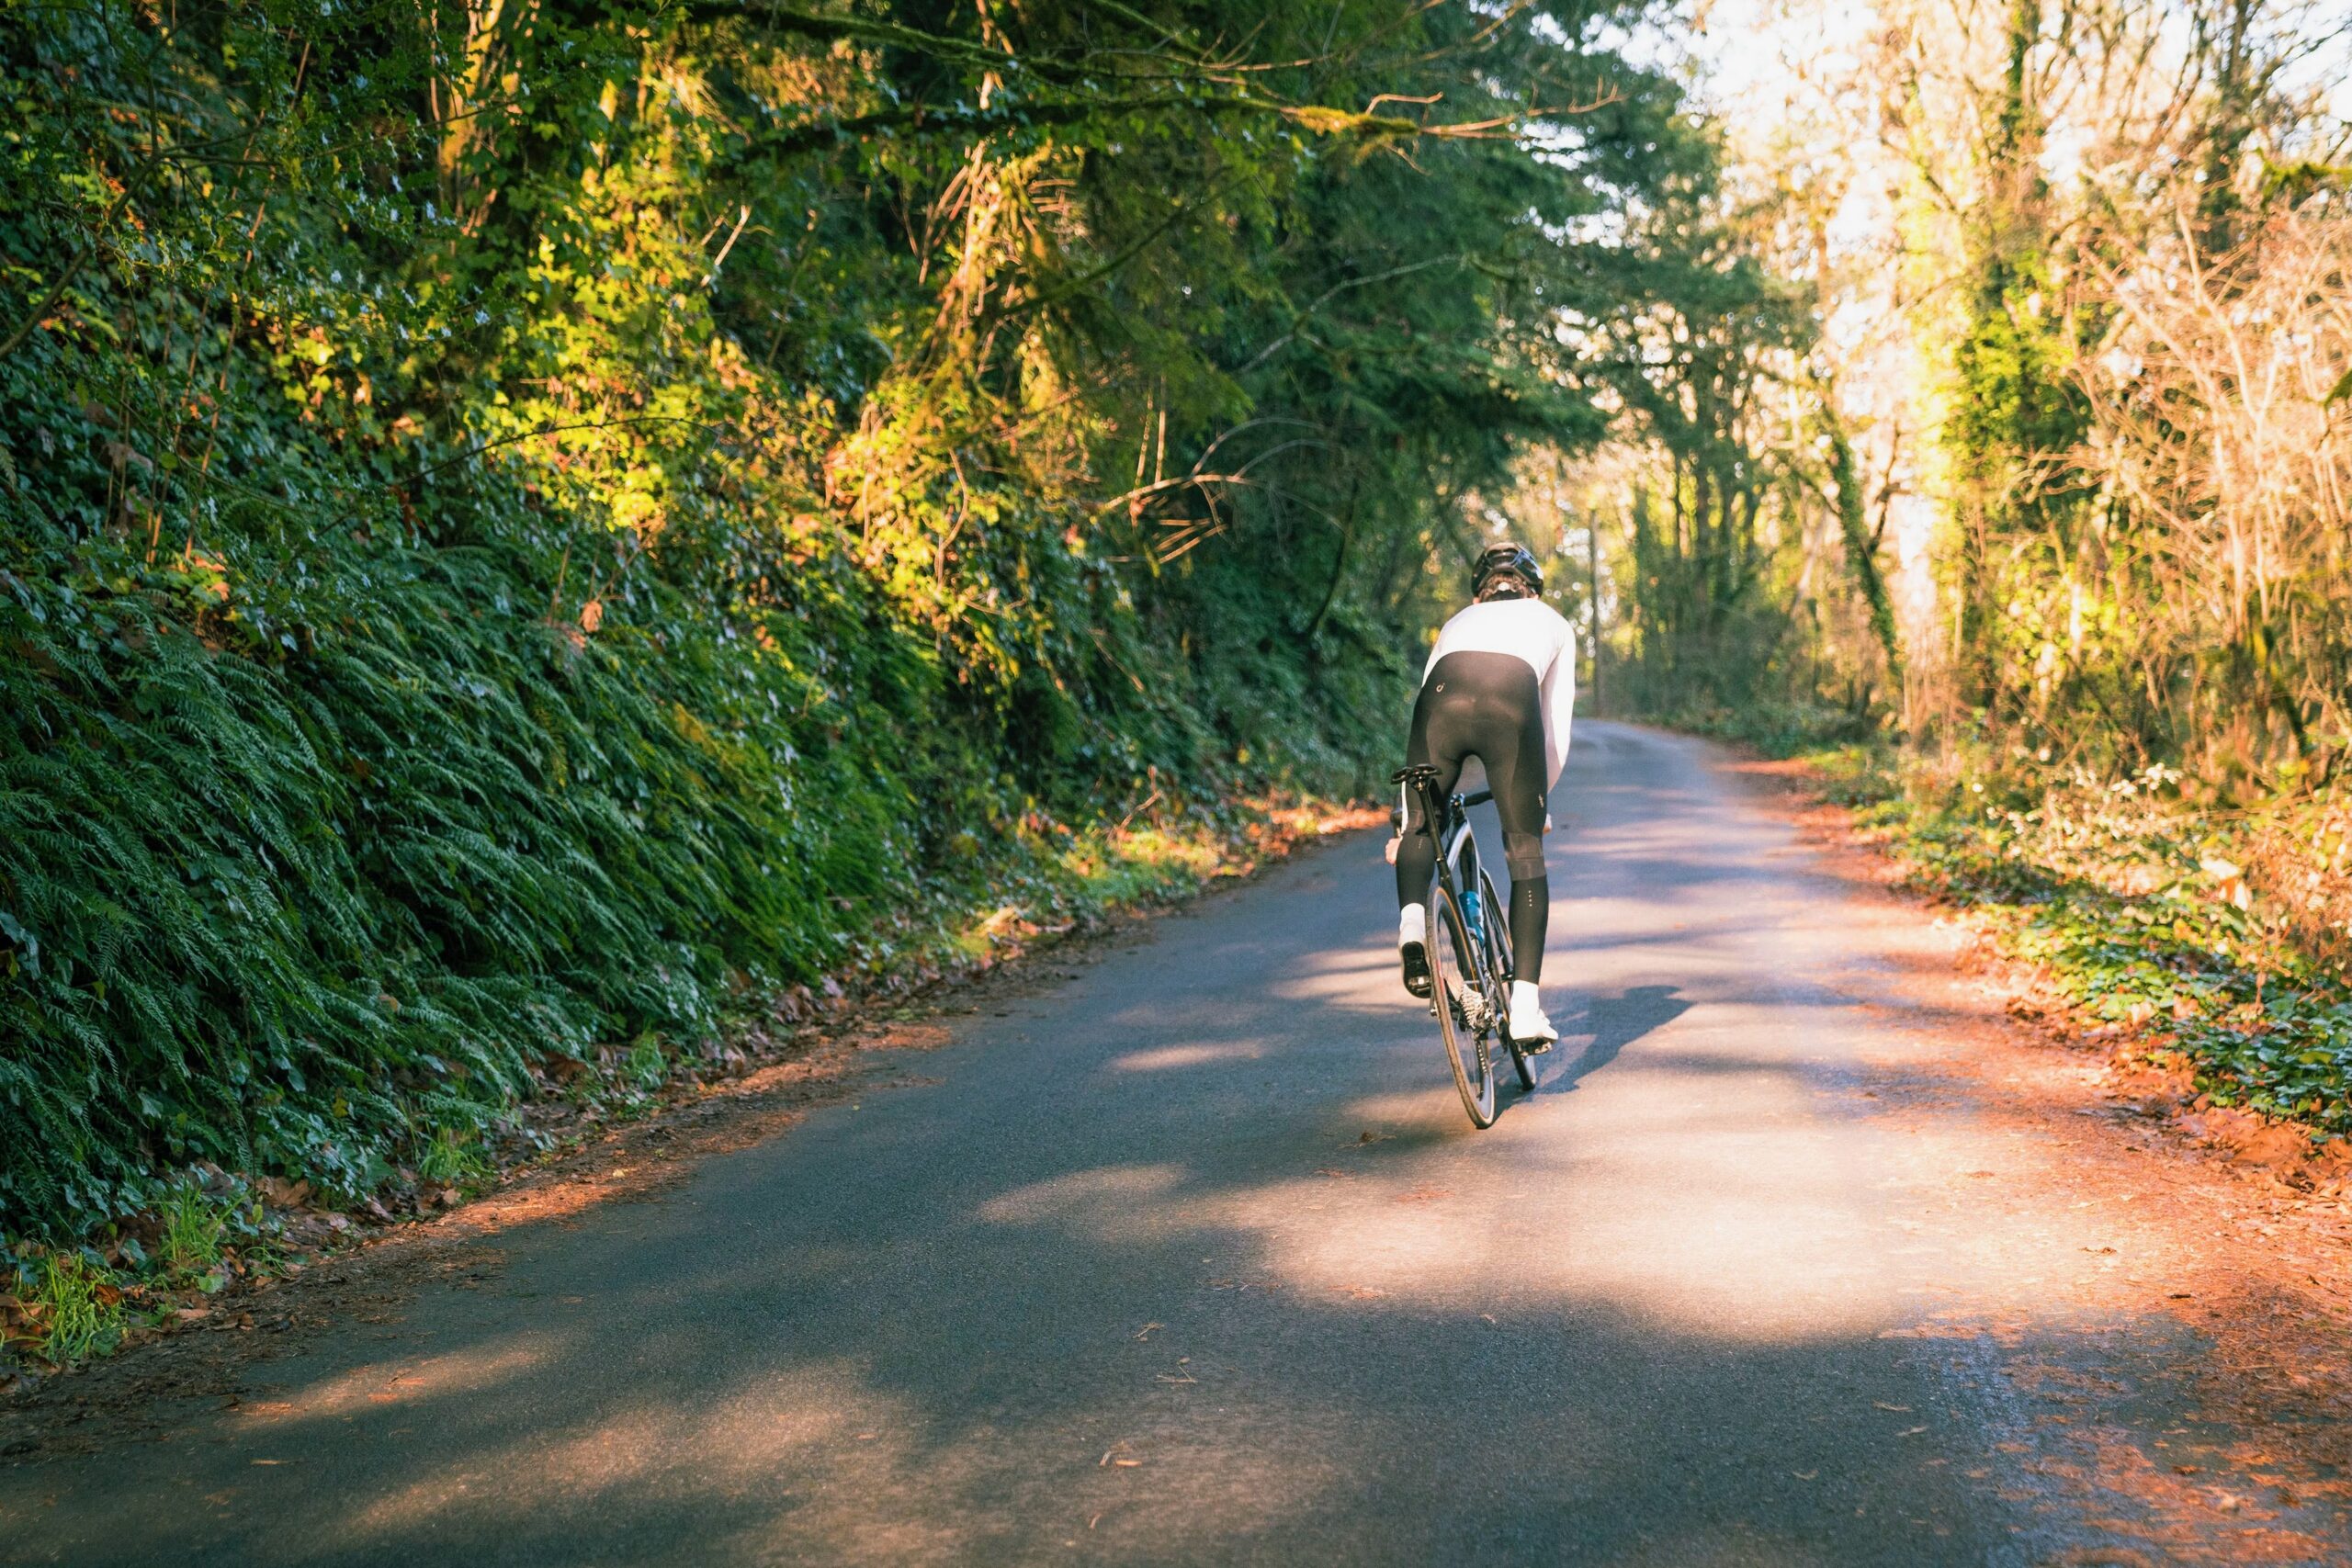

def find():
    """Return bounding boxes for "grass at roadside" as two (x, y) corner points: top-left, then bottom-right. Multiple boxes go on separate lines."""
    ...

(1, 791), (1374, 1383)
(2, 1180), (272, 1371)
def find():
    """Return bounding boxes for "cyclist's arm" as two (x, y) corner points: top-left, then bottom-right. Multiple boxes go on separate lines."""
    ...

(1540, 615), (1577, 791)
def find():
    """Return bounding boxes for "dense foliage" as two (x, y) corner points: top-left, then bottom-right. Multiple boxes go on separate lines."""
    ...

(1553, 0), (2351, 1143)
(0, 0), (1712, 1238)
(1577, 0), (2350, 790)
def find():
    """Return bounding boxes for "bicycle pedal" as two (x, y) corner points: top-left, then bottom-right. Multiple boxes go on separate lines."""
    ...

(1399, 941), (1431, 998)
(1512, 1036), (1554, 1055)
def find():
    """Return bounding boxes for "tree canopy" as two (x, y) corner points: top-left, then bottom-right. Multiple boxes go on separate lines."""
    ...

(0, 0), (1726, 1236)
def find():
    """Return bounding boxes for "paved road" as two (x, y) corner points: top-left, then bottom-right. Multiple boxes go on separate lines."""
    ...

(0, 724), (2280, 1563)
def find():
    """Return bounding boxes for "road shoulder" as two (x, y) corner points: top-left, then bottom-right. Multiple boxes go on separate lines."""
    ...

(1719, 743), (2352, 1563)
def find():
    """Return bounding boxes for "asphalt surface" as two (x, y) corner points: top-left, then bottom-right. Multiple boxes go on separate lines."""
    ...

(0, 723), (2214, 1563)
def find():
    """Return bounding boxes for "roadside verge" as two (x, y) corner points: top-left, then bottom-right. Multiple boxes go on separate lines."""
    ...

(1727, 740), (2351, 1192)
(0, 795), (1383, 1403)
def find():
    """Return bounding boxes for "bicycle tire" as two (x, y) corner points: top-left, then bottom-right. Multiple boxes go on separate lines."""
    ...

(1479, 866), (1537, 1092)
(1428, 881), (1498, 1127)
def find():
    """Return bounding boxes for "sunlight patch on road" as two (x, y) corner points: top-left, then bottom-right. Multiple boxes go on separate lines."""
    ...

(337, 1353), (1353, 1563)
(1107, 1042), (1266, 1072)
(977, 1163), (1189, 1227)
(238, 1337), (558, 1424)
(966, 995), (1914, 1343)
(1274, 947), (1394, 1000)
(345, 1357), (912, 1537)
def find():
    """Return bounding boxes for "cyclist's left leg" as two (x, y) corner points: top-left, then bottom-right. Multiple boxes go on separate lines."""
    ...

(1395, 684), (1467, 997)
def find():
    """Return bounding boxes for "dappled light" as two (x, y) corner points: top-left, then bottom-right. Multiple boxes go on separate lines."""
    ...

(15, 726), (2345, 1566)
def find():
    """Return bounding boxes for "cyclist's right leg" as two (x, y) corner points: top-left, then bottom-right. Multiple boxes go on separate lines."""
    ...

(1474, 673), (1556, 1045)
(1474, 671), (1551, 987)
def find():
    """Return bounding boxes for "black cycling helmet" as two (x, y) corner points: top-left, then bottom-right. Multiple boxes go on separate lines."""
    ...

(1471, 540), (1544, 600)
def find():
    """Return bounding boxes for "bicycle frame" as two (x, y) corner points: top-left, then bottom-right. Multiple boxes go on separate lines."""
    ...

(1397, 768), (1496, 952)
(1394, 762), (1531, 1125)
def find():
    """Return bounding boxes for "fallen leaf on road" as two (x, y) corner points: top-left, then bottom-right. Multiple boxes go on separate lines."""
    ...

(1793, 1470), (1819, 1480)
(1873, 1403), (1911, 1412)
(1132, 1323), (1163, 1341)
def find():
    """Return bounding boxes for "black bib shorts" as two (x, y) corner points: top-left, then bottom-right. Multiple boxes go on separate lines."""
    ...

(1395, 650), (1552, 982)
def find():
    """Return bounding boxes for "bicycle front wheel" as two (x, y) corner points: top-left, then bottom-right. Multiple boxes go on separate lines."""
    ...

(1428, 881), (1498, 1127)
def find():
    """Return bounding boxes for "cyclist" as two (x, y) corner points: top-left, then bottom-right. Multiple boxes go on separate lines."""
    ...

(1393, 541), (1576, 1046)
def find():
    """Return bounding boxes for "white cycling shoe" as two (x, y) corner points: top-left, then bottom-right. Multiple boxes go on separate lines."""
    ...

(1509, 982), (1557, 1052)
(1398, 904), (1431, 998)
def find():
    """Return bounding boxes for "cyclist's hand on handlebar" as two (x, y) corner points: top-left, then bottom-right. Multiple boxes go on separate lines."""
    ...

(1384, 835), (1400, 865)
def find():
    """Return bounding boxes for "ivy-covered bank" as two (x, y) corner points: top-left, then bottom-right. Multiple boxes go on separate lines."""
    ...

(0, 0), (1713, 1256)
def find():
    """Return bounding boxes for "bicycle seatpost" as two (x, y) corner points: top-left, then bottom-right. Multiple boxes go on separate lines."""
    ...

(1391, 764), (1444, 838)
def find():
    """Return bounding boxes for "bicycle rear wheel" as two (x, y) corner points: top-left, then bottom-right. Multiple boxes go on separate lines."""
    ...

(1428, 881), (1498, 1127)
(1480, 866), (1537, 1092)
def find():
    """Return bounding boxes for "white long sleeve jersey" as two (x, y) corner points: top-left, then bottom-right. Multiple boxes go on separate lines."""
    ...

(1423, 597), (1578, 790)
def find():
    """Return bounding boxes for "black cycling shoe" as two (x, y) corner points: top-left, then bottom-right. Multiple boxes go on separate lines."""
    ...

(1399, 942), (1431, 998)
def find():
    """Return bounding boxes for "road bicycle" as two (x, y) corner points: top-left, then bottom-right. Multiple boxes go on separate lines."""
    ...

(1394, 763), (1539, 1128)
